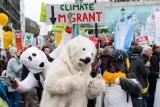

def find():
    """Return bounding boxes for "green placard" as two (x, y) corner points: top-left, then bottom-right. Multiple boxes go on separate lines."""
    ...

(40, 3), (47, 22)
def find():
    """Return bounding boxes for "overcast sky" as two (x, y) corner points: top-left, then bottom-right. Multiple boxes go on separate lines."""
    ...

(24, 0), (74, 23)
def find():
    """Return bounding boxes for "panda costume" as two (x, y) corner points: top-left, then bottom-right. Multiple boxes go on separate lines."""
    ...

(12, 26), (73, 105)
(96, 50), (143, 107)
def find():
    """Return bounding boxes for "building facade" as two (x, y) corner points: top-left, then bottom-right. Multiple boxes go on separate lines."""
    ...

(0, 0), (21, 30)
(25, 17), (40, 34)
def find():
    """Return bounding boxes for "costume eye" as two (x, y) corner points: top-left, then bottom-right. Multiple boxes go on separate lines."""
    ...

(82, 48), (86, 51)
(28, 56), (32, 61)
(32, 53), (36, 57)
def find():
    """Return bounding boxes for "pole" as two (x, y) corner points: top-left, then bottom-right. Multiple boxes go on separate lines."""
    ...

(94, 0), (99, 50)
(94, 0), (98, 38)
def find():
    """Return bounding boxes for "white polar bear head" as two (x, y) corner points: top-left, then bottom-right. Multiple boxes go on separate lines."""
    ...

(20, 47), (49, 74)
(59, 36), (97, 71)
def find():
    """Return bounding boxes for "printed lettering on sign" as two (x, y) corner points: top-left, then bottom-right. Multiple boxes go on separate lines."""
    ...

(46, 3), (105, 24)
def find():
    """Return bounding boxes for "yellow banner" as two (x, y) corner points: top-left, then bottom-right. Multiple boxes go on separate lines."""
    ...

(3, 31), (12, 49)
(54, 32), (63, 46)
(52, 24), (66, 46)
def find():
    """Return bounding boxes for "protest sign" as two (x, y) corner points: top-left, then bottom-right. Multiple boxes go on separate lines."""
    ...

(15, 30), (23, 51)
(46, 3), (105, 24)
(136, 35), (149, 47)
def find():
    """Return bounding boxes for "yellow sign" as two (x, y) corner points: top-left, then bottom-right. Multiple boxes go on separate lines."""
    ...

(52, 24), (66, 46)
(54, 32), (63, 46)
(3, 31), (12, 49)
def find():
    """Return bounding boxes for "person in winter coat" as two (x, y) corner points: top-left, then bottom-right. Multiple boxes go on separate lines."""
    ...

(42, 45), (54, 62)
(142, 45), (159, 107)
(6, 47), (22, 107)
(130, 46), (150, 107)
(154, 46), (160, 107)
(96, 50), (142, 107)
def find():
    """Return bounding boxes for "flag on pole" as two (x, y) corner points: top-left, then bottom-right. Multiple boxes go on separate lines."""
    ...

(114, 12), (136, 52)
(123, 13), (136, 51)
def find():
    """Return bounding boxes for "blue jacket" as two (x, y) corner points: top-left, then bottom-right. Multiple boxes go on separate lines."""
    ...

(0, 80), (10, 106)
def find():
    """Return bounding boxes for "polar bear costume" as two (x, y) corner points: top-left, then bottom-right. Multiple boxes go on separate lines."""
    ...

(40, 36), (105, 107)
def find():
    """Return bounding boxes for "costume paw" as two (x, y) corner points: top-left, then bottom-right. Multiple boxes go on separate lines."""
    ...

(87, 76), (105, 97)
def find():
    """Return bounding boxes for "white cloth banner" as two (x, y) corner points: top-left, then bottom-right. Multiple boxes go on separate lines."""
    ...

(0, 26), (4, 48)
(155, 11), (160, 46)
(114, 21), (129, 50)
(145, 14), (155, 45)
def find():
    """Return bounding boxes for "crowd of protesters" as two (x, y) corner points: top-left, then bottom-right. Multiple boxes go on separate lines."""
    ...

(0, 33), (160, 107)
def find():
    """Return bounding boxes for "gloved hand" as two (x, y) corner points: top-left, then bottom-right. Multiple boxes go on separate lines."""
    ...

(11, 80), (19, 89)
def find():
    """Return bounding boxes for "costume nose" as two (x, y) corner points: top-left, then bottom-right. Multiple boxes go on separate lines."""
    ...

(85, 57), (91, 64)
(39, 62), (44, 67)
(80, 57), (91, 64)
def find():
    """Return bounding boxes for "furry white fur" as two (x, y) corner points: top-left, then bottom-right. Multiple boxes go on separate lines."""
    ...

(40, 36), (105, 107)
(18, 47), (49, 91)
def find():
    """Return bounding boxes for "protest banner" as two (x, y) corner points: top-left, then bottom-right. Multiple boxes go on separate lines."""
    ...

(136, 35), (149, 47)
(3, 31), (12, 49)
(114, 12), (136, 51)
(15, 30), (23, 51)
(46, 3), (105, 24)
(24, 33), (33, 47)
(155, 11), (160, 46)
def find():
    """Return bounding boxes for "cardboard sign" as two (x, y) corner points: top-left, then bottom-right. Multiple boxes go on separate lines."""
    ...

(46, 3), (105, 24)
(15, 30), (23, 51)
(24, 33), (33, 47)
(3, 31), (12, 49)
(136, 36), (149, 47)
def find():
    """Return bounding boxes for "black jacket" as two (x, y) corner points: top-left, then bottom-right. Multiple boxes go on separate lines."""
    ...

(130, 54), (150, 95)
(142, 54), (160, 92)
(119, 78), (143, 107)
